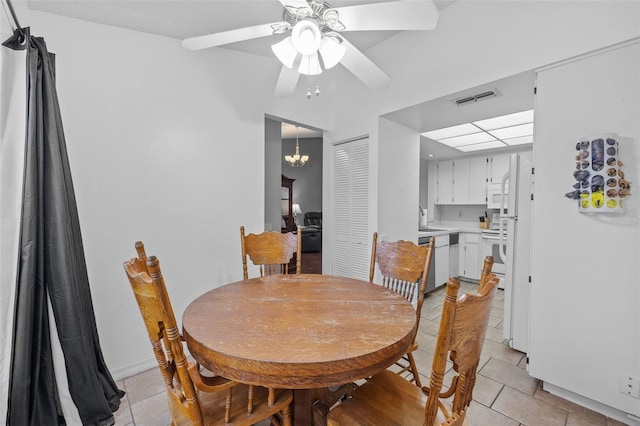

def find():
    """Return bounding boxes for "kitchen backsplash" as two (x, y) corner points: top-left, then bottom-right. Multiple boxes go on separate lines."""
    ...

(435, 205), (499, 225)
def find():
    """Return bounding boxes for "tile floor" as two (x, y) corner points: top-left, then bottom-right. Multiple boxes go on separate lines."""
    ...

(112, 281), (628, 426)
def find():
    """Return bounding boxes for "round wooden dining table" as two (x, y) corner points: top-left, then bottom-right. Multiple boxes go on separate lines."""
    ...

(182, 274), (416, 425)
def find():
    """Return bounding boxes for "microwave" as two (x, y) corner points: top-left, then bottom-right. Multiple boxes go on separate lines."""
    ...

(487, 182), (509, 209)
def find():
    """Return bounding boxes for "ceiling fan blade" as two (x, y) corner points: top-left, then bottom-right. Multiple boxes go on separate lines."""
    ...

(340, 38), (391, 90)
(333, 0), (439, 31)
(274, 66), (301, 98)
(183, 23), (278, 50)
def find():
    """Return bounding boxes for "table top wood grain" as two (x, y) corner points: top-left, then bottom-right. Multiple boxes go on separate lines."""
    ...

(182, 274), (416, 389)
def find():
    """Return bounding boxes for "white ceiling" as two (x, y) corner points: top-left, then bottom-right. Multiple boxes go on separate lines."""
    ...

(383, 70), (536, 159)
(282, 122), (322, 139)
(25, 0), (424, 55)
(24, 0), (532, 156)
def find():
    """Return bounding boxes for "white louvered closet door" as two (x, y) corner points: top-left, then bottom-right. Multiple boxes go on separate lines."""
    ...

(331, 137), (369, 280)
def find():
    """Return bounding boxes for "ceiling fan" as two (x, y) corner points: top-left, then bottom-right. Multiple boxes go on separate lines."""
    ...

(182, 0), (439, 97)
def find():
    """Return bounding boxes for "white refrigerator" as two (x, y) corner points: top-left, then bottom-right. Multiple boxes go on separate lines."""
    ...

(499, 152), (533, 353)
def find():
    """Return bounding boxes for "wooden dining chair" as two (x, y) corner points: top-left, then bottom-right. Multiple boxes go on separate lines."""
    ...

(368, 232), (435, 387)
(324, 272), (500, 426)
(241, 226), (301, 279)
(124, 245), (293, 426)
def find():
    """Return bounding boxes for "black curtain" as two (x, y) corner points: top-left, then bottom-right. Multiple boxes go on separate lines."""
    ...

(3, 28), (124, 426)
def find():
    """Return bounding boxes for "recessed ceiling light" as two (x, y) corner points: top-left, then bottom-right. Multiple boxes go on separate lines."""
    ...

(439, 132), (497, 147)
(457, 141), (507, 152)
(427, 154), (434, 158)
(421, 123), (480, 140)
(502, 135), (534, 146)
(473, 109), (534, 130)
(488, 123), (533, 140)
(423, 109), (534, 152)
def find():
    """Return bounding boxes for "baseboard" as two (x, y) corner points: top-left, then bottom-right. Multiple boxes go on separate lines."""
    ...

(543, 382), (640, 426)
(111, 358), (157, 381)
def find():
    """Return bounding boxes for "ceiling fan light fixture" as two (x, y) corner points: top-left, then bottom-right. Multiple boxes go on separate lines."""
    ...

(322, 9), (345, 31)
(271, 37), (297, 69)
(291, 20), (322, 55)
(298, 52), (322, 75)
(319, 36), (346, 69)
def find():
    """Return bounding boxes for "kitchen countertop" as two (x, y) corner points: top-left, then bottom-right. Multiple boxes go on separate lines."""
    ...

(418, 222), (485, 238)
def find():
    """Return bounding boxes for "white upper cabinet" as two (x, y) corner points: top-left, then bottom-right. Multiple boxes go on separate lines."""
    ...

(436, 160), (454, 204)
(489, 152), (510, 184)
(436, 156), (487, 205)
(452, 158), (469, 204)
(468, 156), (488, 204)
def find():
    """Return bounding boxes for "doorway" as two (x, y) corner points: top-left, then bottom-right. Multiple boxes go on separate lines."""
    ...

(264, 117), (324, 273)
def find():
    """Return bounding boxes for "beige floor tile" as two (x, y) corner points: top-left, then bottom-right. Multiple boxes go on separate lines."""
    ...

(484, 324), (507, 344)
(472, 374), (505, 407)
(492, 386), (568, 426)
(566, 412), (607, 426)
(481, 339), (526, 366)
(130, 391), (171, 426)
(113, 397), (133, 425)
(479, 358), (538, 396)
(418, 318), (440, 336)
(422, 305), (444, 321)
(487, 315), (503, 329)
(414, 330), (438, 355)
(517, 354), (528, 370)
(533, 382), (607, 425)
(607, 418), (632, 425)
(491, 305), (504, 319)
(466, 400), (520, 426)
(411, 347), (436, 377)
(123, 367), (165, 405)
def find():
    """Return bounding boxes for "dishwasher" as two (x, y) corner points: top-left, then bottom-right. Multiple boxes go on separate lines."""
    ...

(418, 235), (436, 293)
(449, 232), (459, 278)
(420, 234), (450, 293)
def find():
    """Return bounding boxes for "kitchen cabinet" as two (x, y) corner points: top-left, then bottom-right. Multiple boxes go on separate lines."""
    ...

(468, 156), (488, 204)
(487, 153), (511, 208)
(489, 153), (510, 184)
(436, 160), (453, 204)
(436, 156), (487, 205)
(452, 158), (469, 204)
(458, 232), (481, 281)
(434, 234), (450, 288)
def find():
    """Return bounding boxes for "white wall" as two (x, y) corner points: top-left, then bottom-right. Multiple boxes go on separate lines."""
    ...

(264, 117), (282, 232)
(372, 1), (640, 115)
(529, 41), (640, 421)
(378, 118), (420, 242)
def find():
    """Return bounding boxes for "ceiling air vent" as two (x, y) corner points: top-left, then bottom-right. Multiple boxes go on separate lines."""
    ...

(454, 89), (501, 106)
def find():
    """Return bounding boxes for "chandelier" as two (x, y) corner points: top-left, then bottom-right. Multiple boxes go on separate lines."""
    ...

(271, 1), (347, 76)
(284, 126), (309, 167)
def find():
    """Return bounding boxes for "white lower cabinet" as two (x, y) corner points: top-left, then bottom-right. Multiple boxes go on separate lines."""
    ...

(434, 235), (450, 288)
(458, 232), (481, 281)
